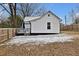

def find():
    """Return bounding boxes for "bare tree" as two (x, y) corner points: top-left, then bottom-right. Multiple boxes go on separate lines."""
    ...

(16, 3), (47, 28)
(0, 3), (17, 27)
(68, 9), (79, 31)
(0, 3), (46, 28)
(17, 3), (47, 18)
(70, 9), (76, 24)
(68, 9), (75, 30)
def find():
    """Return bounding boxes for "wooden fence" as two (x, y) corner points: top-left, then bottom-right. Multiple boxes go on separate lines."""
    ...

(0, 28), (16, 43)
(61, 24), (79, 31)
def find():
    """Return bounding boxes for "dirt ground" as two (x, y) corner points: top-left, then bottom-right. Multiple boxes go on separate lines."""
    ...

(0, 31), (79, 56)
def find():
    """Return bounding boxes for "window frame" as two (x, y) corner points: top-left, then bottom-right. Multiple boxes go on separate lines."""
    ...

(48, 14), (50, 17)
(47, 22), (51, 30)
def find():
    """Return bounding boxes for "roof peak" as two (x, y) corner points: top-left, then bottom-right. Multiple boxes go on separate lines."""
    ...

(48, 11), (52, 12)
(24, 10), (62, 22)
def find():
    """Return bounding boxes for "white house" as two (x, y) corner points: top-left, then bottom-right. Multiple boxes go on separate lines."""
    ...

(22, 11), (61, 35)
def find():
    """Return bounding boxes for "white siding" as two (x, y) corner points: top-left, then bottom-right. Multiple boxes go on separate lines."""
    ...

(25, 22), (30, 33)
(31, 13), (60, 33)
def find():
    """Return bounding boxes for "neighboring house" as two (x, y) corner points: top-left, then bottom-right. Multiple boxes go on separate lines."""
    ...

(21, 11), (61, 34)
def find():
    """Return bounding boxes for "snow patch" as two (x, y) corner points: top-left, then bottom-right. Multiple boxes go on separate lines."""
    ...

(6, 34), (74, 45)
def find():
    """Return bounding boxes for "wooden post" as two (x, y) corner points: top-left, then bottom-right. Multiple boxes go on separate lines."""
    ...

(77, 24), (79, 32)
(77, 24), (79, 31)
(1, 29), (3, 41)
(7, 29), (9, 40)
(12, 28), (16, 37)
(12, 29), (14, 37)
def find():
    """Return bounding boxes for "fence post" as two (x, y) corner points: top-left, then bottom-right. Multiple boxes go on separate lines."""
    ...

(7, 29), (9, 40)
(77, 24), (79, 31)
(1, 29), (3, 41)
(12, 29), (14, 37)
(77, 24), (78, 31)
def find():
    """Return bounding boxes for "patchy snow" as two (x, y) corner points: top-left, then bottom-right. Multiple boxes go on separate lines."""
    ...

(6, 34), (74, 45)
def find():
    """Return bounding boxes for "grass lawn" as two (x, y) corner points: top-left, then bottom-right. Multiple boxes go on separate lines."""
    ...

(0, 31), (79, 56)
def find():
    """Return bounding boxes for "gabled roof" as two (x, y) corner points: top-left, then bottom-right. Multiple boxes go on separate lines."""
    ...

(24, 11), (62, 22)
(47, 11), (62, 21)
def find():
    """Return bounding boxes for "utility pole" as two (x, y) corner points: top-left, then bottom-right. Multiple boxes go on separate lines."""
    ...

(71, 9), (75, 31)
(65, 15), (67, 30)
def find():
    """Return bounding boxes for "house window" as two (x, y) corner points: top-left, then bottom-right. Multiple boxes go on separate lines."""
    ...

(48, 14), (50, 17)
(47, 22), (51, 29)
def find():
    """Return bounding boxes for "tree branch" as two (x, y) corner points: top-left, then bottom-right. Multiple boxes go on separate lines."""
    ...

(0, 4), (11, 15)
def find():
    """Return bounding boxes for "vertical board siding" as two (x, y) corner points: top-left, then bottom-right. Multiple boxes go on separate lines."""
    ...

(0, 28), (16, 43)
(61, 24), (79, 31)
